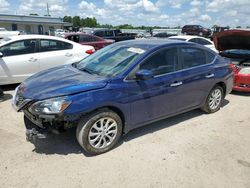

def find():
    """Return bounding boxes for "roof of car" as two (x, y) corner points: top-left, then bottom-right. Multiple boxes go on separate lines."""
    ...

(116, 38), (192, 49)
(93, 29), (120, 32)
(63, 32), (92, 36)
(183, 25), (201, 27)
(169, 35), (208, 40)
(4, 35), (77, 45)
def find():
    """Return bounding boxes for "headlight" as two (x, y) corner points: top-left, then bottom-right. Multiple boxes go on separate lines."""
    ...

(29, 97), (71, 114)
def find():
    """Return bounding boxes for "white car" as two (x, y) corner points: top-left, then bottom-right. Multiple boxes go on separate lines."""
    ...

(0, 35), (95, 85)
(169, 35), (217, 52)
(55, 29), (65, 37)
(0, 28), (20, 39)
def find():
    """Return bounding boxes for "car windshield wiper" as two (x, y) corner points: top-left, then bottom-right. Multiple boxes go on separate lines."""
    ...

(72, 62), (80, 68)
(81, 68), (96, 75)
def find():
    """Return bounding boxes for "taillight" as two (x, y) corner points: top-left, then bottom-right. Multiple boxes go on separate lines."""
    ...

(85, 49), (95, 55)
(229, 63), (240, 72)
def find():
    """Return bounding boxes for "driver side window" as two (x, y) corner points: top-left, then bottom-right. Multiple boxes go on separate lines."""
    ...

(139, 48), (179, 76)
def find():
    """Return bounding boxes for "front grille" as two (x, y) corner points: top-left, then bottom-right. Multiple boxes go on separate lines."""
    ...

(13, 92), (32, 111)
(16, 93), (25, 108)
(239, 83), (250, 88)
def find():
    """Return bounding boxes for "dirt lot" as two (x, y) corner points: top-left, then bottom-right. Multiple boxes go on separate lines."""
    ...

(0, 87), (250, 188)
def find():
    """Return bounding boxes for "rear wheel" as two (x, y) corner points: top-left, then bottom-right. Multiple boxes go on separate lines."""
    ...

(76, 109), (123, 155)
(202, 85), (224, 113)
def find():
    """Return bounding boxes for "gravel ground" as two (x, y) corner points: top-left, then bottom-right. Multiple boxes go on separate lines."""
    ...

(0, 86), (250, 188)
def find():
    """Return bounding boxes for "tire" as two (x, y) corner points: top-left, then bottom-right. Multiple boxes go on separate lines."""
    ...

(201, 85), (224, 113)
(76, 109), (123, 155)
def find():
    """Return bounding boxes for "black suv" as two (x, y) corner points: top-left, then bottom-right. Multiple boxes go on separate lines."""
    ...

(93, 29), (136, 42)
(182, 25), (211, 37)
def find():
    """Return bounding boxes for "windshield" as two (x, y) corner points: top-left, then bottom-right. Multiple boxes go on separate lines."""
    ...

(76, 44), (146, 77)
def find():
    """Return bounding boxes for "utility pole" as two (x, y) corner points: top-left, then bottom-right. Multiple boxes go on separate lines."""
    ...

(47, 3), (50, 16)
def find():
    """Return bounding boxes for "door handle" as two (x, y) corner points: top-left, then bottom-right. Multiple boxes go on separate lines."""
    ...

(28, 57), (38, 62)
(205, 73), (214, 78)
(170, 81), (183, 87)
(65, 53), (73, 57)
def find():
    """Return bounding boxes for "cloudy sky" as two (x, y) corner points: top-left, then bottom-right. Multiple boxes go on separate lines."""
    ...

(0, 0), (249, 27)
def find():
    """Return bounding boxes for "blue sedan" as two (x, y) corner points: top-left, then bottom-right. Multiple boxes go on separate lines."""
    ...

(12, 39), (234, 154)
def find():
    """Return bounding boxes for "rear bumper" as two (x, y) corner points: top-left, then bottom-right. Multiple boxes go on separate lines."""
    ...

(233, 74), (250, 92)
(233, 85), (250, 92)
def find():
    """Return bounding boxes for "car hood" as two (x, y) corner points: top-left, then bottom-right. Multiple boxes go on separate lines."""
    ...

(20, 65), (108, 100)
(213, 29), (250, 51)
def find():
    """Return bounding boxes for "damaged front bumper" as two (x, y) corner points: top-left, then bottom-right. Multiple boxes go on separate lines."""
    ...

(23, 108), (80, 142)
(12, 87), (81, 142)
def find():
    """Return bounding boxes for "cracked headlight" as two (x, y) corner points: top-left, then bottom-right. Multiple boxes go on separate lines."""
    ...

(29, 97), (71, 115)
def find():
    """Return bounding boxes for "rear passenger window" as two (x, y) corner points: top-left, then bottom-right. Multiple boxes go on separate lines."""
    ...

(79, 35), (92, 42)
(94, 31), (104, 37)
(40, 40), (73, 52)
(91, 36), (100, 42)
(189, 38), (197, 43)
(105, 31), (113, 37)
(181, 47), (207, 69)
(71, 35), (80, 43)
(140, 48), (179, 76)
(196, 38), (212, 45)
(206, 51), (216, 63)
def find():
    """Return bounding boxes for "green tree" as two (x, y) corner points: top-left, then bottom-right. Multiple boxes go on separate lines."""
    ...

(85, 17), (98, 27)
(63, 16), (72, 23)
(118, 24), (134, 29)
(80, 17), (98, 27)
(72, 16), (81, 27)
(30, 13), (39, 16)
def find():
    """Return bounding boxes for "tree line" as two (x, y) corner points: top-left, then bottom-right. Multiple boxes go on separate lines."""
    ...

(63, 16), (183, 30)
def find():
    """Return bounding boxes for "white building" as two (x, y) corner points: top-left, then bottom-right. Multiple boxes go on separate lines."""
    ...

(0, 14), (71, 35)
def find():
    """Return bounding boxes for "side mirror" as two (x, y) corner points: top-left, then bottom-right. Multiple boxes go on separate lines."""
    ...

(0, 52), (3, 58)
(135, 69), (154, 80)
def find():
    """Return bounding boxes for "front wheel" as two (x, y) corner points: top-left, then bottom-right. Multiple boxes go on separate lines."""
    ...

(76, 109), (123, 155)
(201, 85), (224, 113)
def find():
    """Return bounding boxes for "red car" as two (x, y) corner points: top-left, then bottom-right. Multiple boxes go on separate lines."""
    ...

(63, 33), (114, 50)
(214, 30), (250, 92)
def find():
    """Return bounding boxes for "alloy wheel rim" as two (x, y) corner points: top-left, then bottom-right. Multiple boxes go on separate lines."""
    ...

(209, 89), (222, 110)
(88, 117), (118, 149)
